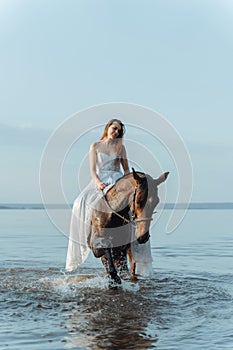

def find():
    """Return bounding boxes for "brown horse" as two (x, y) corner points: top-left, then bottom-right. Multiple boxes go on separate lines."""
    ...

(88, 168), (169, 285)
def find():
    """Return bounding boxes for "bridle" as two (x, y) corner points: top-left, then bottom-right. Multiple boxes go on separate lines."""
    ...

(103, 184), (154, 226)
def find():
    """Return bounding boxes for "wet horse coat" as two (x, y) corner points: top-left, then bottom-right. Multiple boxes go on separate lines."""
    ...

(88, 168), (169, 284)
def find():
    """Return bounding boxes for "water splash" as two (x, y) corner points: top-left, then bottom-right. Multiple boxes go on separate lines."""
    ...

(43, 273), (140, 297)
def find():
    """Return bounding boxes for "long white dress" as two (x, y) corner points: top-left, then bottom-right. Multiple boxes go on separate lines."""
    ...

(65, 151), (153, 274)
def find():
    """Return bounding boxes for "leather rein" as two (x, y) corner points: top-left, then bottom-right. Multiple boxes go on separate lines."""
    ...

(103, 184), (154, 226)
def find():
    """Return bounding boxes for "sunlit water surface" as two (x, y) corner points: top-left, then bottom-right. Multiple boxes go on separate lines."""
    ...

(0, 209), (233, 349)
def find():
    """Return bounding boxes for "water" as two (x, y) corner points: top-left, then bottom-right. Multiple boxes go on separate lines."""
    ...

(0, 208), (233, 349)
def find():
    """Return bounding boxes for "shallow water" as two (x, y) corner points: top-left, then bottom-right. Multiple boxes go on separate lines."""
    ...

(0, 209), (233, 349)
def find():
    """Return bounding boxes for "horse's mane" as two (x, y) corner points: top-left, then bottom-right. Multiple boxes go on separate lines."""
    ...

(105, 171), (148, 199)
(114, 170), (146, 184)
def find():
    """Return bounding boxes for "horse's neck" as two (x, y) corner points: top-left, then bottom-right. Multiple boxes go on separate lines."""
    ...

(106, 177), (134, 212)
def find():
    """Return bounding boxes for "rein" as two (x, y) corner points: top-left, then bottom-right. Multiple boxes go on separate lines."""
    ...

(103, 184), (154, 225)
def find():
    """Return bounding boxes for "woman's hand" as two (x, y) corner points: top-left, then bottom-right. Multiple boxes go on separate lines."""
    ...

(96, 180), (107, 191)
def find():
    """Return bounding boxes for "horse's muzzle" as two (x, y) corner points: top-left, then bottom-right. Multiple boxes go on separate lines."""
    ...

(137, 231), (150, 244)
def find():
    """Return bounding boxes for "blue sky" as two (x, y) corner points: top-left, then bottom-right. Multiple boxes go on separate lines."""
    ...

(0, 0), (233, 203)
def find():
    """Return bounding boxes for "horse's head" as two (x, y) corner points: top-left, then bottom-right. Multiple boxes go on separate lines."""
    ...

(131, 168), (169, 244)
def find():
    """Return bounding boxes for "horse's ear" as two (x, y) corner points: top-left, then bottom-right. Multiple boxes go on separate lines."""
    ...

(155, 172), (169, 185)
(132, 168), (142, 184)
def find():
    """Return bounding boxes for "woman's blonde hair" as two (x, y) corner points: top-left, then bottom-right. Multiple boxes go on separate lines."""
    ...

(100, 119), (125, 140)
(100, 119), (126, 166)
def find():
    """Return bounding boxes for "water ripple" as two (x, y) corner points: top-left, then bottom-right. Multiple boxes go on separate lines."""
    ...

(0, 266), (233, 349)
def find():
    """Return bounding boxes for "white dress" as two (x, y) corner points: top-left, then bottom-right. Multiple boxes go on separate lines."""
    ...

(65, 151), (153, 274)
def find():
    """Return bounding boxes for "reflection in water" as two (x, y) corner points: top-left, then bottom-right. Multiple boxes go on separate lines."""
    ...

(65, 285), (160, 349)
(1, 266), (232, 350)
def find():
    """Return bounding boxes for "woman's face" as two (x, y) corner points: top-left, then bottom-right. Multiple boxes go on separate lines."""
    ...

(107, 122), (122, 140)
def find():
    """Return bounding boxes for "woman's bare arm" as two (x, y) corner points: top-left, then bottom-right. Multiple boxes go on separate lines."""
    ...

(121, 145), (130, 175)
(89, 142), (106, 190)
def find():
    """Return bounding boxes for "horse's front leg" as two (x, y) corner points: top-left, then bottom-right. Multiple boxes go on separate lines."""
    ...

(91, 210), (121, 284)
(104, 248), (121, 285)
(127, 247), (138, 282)
(91, 227), (121, 284)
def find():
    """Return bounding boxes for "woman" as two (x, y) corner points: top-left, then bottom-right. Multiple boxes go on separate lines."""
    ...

(65, 119), (130, 271)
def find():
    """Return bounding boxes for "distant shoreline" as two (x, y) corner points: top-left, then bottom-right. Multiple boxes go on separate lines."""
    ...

(1, 203), (233, 210)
